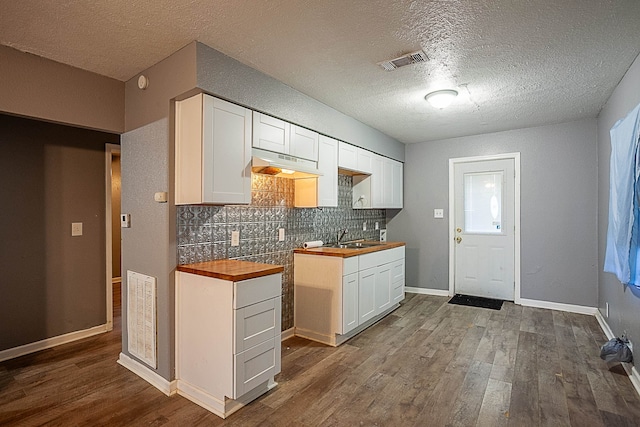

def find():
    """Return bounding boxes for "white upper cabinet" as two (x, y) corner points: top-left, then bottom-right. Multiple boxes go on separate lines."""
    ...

(371, 155), (403, 209)
(294, 135), (337, 208)
(290, 125), (319, 161)
(253, 112), (319, 161)
(252, 112), (290, 154)
(175, 93), (252, 205)
(370, 154), (384, 208)
(317, 135), (338, 206)
(357, 148), (373, 174)
(338, 141), (358, 170)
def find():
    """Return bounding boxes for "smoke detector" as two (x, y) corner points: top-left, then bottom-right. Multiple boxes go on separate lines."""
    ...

(378, 50), (428, 71)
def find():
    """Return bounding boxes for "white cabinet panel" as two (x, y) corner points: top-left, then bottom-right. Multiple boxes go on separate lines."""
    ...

(357, 148), (373, 174)
(371, 154), (384, 208)
(375, 263), (393, 314)
(235, 298), (278, 353)
(338, 141), (358, 170)
(342, 272), (359, 334)
(234, 337), (278, 398)
(317, 135), (338, 207)
(358, 267), (377, 324)
(391, 160), (403, 208)
(252, 112), (290, 154)
(175, 94), (252, 205)
(290, 125), (319, 161)
(391, 259), (405, 304)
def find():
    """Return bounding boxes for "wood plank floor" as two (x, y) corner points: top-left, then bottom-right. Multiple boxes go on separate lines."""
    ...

(1, 293), (639, 426)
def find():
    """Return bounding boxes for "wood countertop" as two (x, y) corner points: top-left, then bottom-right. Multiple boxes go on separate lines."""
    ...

(293, 241), (405, 258)
(177, 259), (284, 281)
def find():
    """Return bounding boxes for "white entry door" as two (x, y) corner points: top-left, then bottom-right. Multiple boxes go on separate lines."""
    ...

(453, 158), (515, 300)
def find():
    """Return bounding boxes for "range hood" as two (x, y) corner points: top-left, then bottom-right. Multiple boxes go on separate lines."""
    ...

(252, 147), (322, 179)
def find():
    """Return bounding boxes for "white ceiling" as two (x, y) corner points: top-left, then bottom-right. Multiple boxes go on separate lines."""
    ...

(2, 0), (640, 143)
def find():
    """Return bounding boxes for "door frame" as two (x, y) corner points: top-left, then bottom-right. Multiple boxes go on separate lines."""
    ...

(448, 152), (521, 303)
(105, 143), (121, 331)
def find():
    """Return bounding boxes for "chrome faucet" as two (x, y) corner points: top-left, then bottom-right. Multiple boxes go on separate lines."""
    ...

(336, 228), (348, 245)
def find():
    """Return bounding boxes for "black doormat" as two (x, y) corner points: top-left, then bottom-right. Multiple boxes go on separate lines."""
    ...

(448, 294), (504, 310)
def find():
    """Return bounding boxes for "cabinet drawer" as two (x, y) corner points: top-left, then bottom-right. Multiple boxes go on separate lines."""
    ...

(360, 247), (404, 270)
(234, 274), (281, 309)
(234, 337), (278, 398)
(235, 297), (280, 353)
(391, 259), (404, 284)
(392, 279), (405, 304)
(343, 256), (359, 276)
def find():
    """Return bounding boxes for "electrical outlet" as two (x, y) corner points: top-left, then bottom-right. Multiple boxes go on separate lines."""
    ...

(375, 222), (379, 230)
(434, 209), (444, 219)
(278, 228), (285, 242)
(231, 230), (240, 247)
(605, 302), (609, 317)
(363, 221), (367, 231)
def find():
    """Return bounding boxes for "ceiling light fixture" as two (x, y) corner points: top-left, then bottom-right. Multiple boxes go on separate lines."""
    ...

(425, 89), (458, 109)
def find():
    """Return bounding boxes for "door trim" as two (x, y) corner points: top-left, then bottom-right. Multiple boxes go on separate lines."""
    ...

(105, 143), (121, 331)
(448, 153), (521, 303)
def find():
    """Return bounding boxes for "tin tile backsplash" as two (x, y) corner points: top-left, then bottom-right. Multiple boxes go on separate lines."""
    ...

(177, 174), (386, 330)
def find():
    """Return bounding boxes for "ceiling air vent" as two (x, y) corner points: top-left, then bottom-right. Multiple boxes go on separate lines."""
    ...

(378, 50), (428, 71)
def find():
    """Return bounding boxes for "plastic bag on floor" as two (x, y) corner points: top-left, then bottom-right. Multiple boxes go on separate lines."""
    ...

(600, 337), (633, 363)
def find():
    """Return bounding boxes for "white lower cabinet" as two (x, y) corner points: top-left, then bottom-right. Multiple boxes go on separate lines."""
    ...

(176, 271), (282, 419)
(294, 245), (405, 346)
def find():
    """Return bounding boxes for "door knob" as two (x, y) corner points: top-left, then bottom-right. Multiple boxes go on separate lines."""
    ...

(455, 236), (462, 244)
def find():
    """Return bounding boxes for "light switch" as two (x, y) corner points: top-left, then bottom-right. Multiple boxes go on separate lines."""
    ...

(71, 222), (83, 236)
(434, 209), (444, 219)
(231, 230), (240, 247)
(278, 228), (285, 242)
(362, 221), (367, 231)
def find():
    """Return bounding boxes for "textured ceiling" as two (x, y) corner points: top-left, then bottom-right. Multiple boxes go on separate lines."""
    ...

(2, 0), (640, 143)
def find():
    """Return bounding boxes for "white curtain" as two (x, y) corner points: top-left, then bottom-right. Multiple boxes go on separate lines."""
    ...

(604, 103), (640, 285)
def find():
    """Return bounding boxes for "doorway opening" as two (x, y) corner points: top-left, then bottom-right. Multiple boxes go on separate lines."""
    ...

(106, 143), (121, 331)
(448, 153), (521, 303)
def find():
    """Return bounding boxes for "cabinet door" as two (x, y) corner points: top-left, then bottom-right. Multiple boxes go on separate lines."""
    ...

(358, 267), (377, 324)
(391, 160), (403, 208)
(375, 263), (393, 314)
(338, 141), (358, 170)
(317, 135), (338, 207)
(342, 272), (359, 334)
(391, 259), (405, 303)
(203, 96), (252, 204)
(371, 154), (385, 208)
(382, 158), (394, 208)
(357, 148), (373, 174)
(252, 111), (290, 154)
(290, 125), (319, 161)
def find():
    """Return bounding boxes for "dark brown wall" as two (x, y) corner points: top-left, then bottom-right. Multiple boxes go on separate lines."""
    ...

(0, 114), (120, 351)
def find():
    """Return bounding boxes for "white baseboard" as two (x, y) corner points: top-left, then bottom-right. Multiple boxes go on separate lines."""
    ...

(0, 324), (108, 363)
(281, 327), (295, 341)
(117, 352), (177, 396)
(518, 298), (598, 315)
(594, 311), (640, 398)
(405, 287), (450, 297)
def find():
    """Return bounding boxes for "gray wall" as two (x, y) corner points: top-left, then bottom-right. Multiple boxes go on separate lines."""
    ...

(0, 45), (124, 133)
(195, 43), (405, 162)
(388, 119), (598, 307)
(121, 41), (404, 381)
(0, 113), (119, 351)
(597, 52), (640, 344)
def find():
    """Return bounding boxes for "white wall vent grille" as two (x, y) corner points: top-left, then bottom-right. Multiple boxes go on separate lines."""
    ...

(127, 270), (157, 368)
